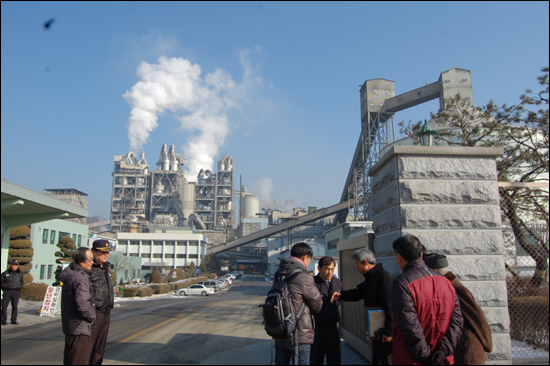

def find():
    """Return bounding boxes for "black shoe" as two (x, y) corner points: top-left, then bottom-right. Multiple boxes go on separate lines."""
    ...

(1, 322), (7, 326)
(11, 321), (18, 325)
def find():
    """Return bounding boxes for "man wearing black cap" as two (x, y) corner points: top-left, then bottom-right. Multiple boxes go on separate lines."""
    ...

(1, 259), (24, 325)
(89, 240), (115, 365)
(424, 253), (493, 365)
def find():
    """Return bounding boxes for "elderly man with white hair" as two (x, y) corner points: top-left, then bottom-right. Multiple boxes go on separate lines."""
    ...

(331, 248), (394, 365)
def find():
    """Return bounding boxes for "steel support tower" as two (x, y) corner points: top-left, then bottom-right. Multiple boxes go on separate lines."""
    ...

(340, 68), (474, 223)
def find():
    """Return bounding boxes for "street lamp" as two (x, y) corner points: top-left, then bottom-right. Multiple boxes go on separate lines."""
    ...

(416, 120), (438, 146)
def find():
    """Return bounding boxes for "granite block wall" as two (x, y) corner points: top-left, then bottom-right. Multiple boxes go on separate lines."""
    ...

(368, 146), (511, 364)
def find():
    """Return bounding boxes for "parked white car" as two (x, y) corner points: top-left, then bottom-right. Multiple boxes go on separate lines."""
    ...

(178, 284), (215, 296)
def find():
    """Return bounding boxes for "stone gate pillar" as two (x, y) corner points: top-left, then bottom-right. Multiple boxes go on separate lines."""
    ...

(368, 145), (512, 365)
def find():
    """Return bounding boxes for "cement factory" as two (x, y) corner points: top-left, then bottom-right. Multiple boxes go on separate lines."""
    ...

(110, 144), (237, 242)
(103, 67), (476, 275)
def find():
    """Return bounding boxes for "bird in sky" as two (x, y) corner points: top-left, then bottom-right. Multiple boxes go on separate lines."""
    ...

(44, 18), (55, 29)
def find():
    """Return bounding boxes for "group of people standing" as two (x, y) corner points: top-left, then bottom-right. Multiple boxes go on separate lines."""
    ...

(59, 239), (115, 365)
(270, 235), (493, 365)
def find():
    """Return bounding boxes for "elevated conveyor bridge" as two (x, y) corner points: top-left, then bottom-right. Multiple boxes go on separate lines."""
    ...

(207, 198), (361, 254)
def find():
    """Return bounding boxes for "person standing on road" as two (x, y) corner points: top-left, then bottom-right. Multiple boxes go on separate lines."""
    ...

(391, 235), (463, 365)
(60, 247), (96, 365)
(310, 256), (342, 365)
(1, 259), (24, 325)
(273, 242), (322, 365)
(331, 249), (394, 365)
(89, 240), (115, 365)
(424, 253), (493, 365)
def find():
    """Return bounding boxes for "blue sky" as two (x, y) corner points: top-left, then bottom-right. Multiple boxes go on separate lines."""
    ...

(2, 1), (549, 219)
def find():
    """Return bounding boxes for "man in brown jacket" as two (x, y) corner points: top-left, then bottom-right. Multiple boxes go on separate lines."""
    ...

(424, 253), (493, 365)
(273, 242), (322, 365)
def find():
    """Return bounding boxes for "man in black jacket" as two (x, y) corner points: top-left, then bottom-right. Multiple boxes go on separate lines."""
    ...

(89, 240), (114, 365)
(310, 256), (342, 365)
(331, 249), (394, 365)
(1, 259), (24, 325)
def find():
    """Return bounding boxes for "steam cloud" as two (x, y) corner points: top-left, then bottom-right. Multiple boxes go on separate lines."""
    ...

(124, 50), (262, 179)
(251, 177), (275, 209)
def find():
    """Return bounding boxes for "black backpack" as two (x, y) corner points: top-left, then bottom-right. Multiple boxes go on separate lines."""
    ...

(262, 269), (306, 343)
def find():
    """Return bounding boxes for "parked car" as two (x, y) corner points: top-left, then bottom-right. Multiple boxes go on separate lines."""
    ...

(177, 284), (215, 296)
(215, 279), (227, 289)
(198, 280), (220, 291)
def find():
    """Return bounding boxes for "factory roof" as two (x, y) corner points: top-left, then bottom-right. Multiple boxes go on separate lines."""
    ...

(44, 188), (89, 196)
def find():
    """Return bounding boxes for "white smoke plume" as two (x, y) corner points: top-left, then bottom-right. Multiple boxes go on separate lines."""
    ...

(250, 177), (274, 209)
(123, 50), (262, 179)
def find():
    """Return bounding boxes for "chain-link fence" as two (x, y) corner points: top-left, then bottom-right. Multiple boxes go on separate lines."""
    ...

(500, 184), (549, 359)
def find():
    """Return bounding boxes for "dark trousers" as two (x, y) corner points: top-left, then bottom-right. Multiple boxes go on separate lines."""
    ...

(310, 323), (341, 365)
(372, 340), (392, 365)
(275, 340), (311, 365)
(64, 334), (91, 365)
(1, 289), (20, 323)
(89, 312), (110, 365)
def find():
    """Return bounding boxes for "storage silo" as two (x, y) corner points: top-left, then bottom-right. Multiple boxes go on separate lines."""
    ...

(242, 195), (260, 219)
(181, 181), (195, 221)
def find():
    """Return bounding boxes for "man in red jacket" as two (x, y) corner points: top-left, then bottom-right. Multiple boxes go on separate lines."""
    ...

(391, 235), (463, 365)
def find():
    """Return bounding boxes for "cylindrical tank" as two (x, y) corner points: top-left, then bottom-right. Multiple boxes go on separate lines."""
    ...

(181, 182), (195, 220)
(242, 196), (260, 219)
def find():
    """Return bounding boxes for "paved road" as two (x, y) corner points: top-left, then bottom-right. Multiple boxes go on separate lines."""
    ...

(1, 275), (366, 365)
(1, 275), (273, 365)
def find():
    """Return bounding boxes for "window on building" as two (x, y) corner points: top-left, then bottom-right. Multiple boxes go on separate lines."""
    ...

(188, 254), (198, 259)
(141, 241), (151, 246)
(43, 229), (49, 244)
(72, 234), (76, 242)
(47, 265), (53, 279)
(50, 230), (56, 244)
(133, 269), (136, 278)
(77, 235), (82, 245)
(40, 265), (46, 280)
(165, 241), (175, 246)
(140, 254), (149, 258)
(129, 253), (139, 257)
(153, 241), (163, 245)
(189, 241), (198, 247)
(125, 270), (129, 278)
(152, 254), (162, 258)
(59, 232), (70, 240)
(130, 240), (140, 245)
(176, 254), (186, 258)
(177, 241), (187, 246)
(165, 254), (174, 258)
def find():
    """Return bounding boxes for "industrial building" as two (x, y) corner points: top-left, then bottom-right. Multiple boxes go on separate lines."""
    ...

(116, 228), (207, 278)
(29, 218), (89, 284)
(110, 144), (235, 245)
(43, 188), (89, 225)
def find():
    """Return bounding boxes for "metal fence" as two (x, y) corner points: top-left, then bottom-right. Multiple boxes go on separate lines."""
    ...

(499, 183), (549, 359)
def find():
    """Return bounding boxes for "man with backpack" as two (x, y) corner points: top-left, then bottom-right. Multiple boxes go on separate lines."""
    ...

(264, 242), (322, 365)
